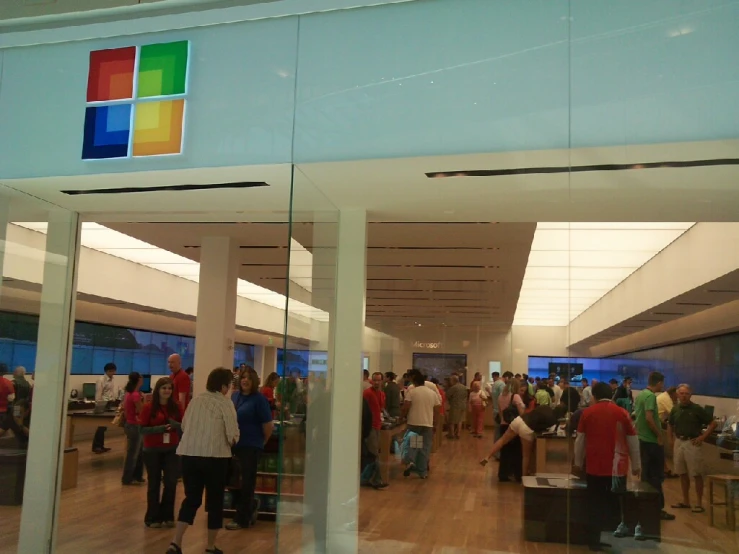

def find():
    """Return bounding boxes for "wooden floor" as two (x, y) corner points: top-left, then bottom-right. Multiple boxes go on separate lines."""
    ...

(1, 431), (737, 553)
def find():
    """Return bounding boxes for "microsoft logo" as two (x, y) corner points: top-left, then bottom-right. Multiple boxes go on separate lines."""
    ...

(82, 40), (190, 160)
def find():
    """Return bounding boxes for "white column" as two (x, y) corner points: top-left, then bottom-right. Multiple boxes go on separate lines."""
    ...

(18, 212), (80, 554)
(263, 345), (277, 377)
(253, 345), (266, 383)
(325, 209), (366, 552)
(193, 237), (239, 396)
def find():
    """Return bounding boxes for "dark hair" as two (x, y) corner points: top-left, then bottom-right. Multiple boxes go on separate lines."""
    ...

(412, 372), (425, 387)
(535, 377), (541, 382)
(385, 372), (396, 381)
(264, 372), (280, 388)
(581, 378), (588, 384)
(552, 404), (568, 420)
(430, 377), (440, 385)
(522, 374), (529, 380)
(363, 369), (370, 379)
(104, 362), (117, 372)
(206, 367), (234, 393)
(125, 372), (141, 393)
(371, 371), (383, 380)
(492, 371), (500, 378)
(502, 371), (513, 378)
(592, 382), (613, 401)
(609, 379), (618, 385)
(237, 366), (260, 395)
(150, 377), (181, 420)
(666, 386), (677, 395)
(185, 367), (193, 375)
(648, 372), (665, 387)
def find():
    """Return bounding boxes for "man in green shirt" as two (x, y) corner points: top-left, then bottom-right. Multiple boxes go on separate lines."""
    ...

(667, 384), (717, 512)
(634, 371), (675, 521)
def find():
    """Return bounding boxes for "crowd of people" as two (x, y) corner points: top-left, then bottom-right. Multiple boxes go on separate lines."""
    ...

(93, 359), (300, 554)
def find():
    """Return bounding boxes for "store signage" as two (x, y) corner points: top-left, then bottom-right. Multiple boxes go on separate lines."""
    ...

(82, 40), (190, 160)
(413, 341), (443, 349)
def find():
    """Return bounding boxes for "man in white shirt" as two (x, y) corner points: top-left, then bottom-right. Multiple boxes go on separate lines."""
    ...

(92, 362), (118, 453)
(580, 378), (593, 408)
(96, 362), (119, 401)
(549, 375), (562, 407)
(402, 370), (440, 479)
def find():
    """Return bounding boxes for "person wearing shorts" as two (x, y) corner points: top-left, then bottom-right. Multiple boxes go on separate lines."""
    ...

(481, 404), (566, 477)
(667, 384), (716, 513)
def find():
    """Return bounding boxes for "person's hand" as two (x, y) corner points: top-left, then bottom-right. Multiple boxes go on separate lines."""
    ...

(657, 434), (664, 446)
(164, 424), (171, 432)
(692, 436), (704, 446)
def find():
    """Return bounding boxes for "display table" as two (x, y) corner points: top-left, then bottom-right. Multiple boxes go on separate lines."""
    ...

(66, 411), (121, 447)
(523, 474), (661, 544)
(0, 448), (27, 505)
(534, 433), (573, 474)
(379, 422), (407, 483)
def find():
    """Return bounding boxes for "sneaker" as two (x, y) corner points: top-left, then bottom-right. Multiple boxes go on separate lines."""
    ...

(225, 520), (245, 531)
(634, 524), (645, 541)
(660, 510), (676, 521)
(162, 521), (175, 528)
(613, 522), (629, 538)
(145, 522), (162, 528)
(403, 463), (416, 477)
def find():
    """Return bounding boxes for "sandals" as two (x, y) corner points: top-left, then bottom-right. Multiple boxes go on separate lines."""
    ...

(166, 544), (183, 554)
(671, 503), (690, 509)
(692, 506), (705, 513)
(206, 548), (224, 554)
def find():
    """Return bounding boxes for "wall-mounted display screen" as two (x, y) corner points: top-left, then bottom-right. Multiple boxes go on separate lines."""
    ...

(412, 353), (467, 382)
(0, 310), (254, 376)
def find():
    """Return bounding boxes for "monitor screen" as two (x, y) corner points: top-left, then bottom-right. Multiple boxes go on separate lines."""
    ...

(82, 382), (96, 400)
(140, 375), (152, 394)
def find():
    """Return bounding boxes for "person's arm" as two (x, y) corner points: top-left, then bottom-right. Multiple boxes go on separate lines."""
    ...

(402, 399), (411, 418)
(259, 396), (274, 446)
(176, 382), (187, 409)
(515, 394), (525, 416)
(644, 396), (662, 444)
(6, 382), (15, 404)
(135, 393), (144, 414)
(624, 413), (641, 475)
(223, 401), (240, 446)
(95, 378), (103, 401)
(139, 405), (166, 434)
(574, 432), (586, 469)
(693, 408), (718, 445)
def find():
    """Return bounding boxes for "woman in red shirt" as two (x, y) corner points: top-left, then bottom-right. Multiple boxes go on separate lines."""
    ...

(260, 372), (280, 417)
(139, 377), (184, 528)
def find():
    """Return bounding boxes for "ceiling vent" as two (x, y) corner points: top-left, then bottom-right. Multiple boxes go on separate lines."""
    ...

(426, 158), (739, 179)
(61, 181), (269, 195)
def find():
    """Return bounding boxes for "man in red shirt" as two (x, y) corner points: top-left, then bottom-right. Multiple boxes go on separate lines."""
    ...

(574, 382), (642, 551)
(168, 354), (191, 410)
(361, 372), (388, 490)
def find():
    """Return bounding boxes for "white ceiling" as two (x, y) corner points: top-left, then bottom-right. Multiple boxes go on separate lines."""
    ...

(514, 222), (694, 326)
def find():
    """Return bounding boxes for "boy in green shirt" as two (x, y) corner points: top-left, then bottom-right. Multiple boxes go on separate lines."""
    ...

(634, 371), (675, 521)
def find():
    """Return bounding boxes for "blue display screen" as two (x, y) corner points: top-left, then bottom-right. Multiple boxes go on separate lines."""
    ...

(0, 310), (254, 375)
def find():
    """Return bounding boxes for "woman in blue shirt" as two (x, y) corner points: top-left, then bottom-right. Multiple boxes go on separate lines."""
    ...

(226, 367), (274, 531)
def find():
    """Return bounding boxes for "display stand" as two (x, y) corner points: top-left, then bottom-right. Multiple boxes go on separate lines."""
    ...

(222, 421), (305, 522)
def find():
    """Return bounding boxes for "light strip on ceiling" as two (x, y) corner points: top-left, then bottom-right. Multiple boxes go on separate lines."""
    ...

(513, 222), (694, 326)
(13, 222), (328, 322)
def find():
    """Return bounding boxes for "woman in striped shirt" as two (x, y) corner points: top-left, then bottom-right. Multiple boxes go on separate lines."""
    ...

(167, 368), (239, 554)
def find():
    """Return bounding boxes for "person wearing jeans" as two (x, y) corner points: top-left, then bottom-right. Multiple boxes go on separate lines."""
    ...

(634, 371), (675, 521)
(139, 377), (183, 528)
(168, 368), (240, 554)
(226, 367), (274, 530)
(402, 370), (440, 479)
(122, 372), (144, 485)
